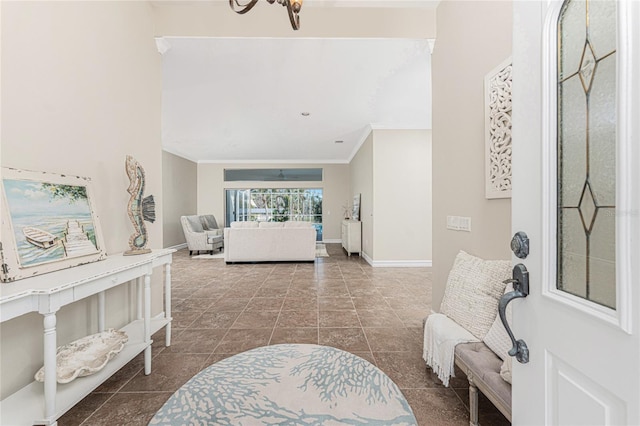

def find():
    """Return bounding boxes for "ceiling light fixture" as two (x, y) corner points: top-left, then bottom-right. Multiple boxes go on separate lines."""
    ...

(229, 0), (302, 31)
(301, 112), (310, 116)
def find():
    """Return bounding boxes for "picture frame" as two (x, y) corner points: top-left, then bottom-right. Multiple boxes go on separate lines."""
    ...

(1, 167), (107, 282)
(484, 57), (513, 199)
(352, 194), (361, 221)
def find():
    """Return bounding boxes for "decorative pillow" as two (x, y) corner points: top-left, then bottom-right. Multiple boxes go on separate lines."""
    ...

(283, 221), (313, 228)
(500, 355), (512, 384)
(440, 251), (511, 340)
(258, 222), (284, 228)
(483, 283), (514, 361)
(230, 221), (259, 229)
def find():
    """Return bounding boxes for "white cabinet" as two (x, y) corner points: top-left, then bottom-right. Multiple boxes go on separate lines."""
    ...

(341, 220), (362, 256)
(0, 249), (174, 426)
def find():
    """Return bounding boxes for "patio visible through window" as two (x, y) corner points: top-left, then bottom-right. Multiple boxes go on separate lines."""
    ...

(225, 189), (323, 241)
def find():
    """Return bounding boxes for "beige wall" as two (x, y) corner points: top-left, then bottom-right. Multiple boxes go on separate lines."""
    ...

(197, 163), (350, 241)
(152, 2), (436, 39)
(1, 1), (162, 399)
(372, 129), (432, 263)
(163, 151), (197, 247)
(349, 129), (432, 264)
(350, 133), (374, 257)
(431, 0), (512, 312)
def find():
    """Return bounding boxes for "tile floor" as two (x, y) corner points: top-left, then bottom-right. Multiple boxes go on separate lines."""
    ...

(59, 244), (510, 426)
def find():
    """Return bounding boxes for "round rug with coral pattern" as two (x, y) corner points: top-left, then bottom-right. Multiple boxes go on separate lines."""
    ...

(149, 344), (416, 425)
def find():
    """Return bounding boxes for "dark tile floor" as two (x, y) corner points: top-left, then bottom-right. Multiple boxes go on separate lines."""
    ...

(59, 244), (510, 426)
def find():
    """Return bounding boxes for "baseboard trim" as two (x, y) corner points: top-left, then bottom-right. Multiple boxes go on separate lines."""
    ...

(362, 253), (432, 268)
(167, 243), (187, 251)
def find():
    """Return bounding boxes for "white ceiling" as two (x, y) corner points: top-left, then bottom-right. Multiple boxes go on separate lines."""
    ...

(160, 37), (432, 163)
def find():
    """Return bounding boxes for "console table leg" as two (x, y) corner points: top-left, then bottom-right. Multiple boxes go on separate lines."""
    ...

(164, 263), (172, 347)
(43, 312), (57, 420)
(97, 291), (105, 332)
(144, 273), (152, 375)
(136, 277), (143, 320)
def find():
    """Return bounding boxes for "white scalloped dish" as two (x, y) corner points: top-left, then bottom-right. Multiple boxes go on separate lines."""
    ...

(35, 329), (128, 384)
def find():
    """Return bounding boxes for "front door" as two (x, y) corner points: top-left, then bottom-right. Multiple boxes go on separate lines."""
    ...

(511, 1), (640, 424)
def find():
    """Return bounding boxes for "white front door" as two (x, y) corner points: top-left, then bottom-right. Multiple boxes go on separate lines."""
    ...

(511, 1), (640, 424)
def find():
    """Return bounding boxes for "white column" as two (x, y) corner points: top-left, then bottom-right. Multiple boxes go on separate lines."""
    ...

(43, 312), (57, 420)
(144, 272), (152, 375)
(164, 263), (172, 347)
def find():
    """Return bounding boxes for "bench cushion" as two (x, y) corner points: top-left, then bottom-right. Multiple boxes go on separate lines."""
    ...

(456, 342), (512, 413)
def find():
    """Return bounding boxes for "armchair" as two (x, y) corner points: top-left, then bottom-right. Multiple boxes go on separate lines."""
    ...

(180, 215), (224, 255)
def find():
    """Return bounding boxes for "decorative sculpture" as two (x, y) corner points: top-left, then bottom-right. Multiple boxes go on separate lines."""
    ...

(124, 155), (156, 255)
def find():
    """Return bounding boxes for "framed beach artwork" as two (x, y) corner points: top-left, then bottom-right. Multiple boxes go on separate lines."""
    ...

(0, 168), (107, 283)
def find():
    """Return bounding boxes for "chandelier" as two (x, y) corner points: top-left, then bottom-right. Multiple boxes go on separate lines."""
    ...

(229, 0), (303, 31)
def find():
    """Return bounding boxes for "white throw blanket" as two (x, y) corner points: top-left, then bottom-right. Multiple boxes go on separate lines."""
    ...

(422, 313), (479, 387)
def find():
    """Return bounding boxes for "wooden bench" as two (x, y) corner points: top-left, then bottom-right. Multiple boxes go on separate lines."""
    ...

(454, 342), (512, 425)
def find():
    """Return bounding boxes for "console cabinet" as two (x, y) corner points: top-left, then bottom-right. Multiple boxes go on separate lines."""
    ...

(341, 220), (362, 256)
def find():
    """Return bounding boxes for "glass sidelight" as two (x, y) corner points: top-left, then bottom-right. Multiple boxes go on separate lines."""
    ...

(557, 0), (616, 308)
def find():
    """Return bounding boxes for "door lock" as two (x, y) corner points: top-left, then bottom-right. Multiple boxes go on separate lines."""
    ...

(510, 231), (530, 259)
(499, 263), (530, 364)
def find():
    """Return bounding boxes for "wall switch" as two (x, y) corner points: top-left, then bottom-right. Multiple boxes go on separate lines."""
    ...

(446, 216), (471, 232)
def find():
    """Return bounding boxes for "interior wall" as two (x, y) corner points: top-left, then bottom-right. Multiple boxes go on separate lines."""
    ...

(372, 129), (432, 263)
(162, 151), (197, 247)
(151, 2), (436, 39)
(196, 163), (350, 241)
(0, 1), (162, 399)
(431, 0), (513, 312)
(349, 132), (374, 258)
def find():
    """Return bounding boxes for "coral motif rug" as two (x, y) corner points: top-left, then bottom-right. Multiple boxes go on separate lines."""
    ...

(149, 344), (416, 425)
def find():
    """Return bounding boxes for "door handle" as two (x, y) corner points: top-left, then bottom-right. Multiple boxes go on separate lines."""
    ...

(499, 263), (530, 364)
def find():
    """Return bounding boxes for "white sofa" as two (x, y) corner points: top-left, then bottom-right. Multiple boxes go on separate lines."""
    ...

(224, 221), (316, 263)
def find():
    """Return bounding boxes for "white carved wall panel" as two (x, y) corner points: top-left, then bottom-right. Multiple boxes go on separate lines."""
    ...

(485, 58), (513, 199)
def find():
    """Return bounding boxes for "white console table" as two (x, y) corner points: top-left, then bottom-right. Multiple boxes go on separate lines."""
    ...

(0, 248), (174, 426)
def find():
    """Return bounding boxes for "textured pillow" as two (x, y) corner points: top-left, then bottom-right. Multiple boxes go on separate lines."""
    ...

(440, 251), (511, 340)
(500, 355), (512, 384)
(483, 283), (514, 361)
(258, 222), (284, 228)
(230, 221), (259, 229)
(283, 221), (313, 228)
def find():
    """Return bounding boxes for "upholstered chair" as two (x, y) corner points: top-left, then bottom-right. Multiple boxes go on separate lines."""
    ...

(180, 215), (224, 255)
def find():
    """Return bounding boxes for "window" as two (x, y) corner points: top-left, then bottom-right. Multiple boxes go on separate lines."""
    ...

(224, 168), (323, 182)
(556, 0), (617, 308)
(225, 188), (323, 241)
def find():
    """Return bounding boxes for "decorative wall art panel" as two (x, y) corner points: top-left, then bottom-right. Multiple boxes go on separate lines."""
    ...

(0, 167), (107, 282)
(485, 58), (513, 199)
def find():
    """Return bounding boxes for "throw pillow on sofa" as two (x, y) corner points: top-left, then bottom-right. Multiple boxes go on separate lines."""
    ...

(440, 251), (511, 340)
(283, 221), (313, 228)
(258, 222), (284, 228)
(230, 221), (259, 228)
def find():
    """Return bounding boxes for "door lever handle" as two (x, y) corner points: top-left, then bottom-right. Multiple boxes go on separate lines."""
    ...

(499, 263), (530, 364)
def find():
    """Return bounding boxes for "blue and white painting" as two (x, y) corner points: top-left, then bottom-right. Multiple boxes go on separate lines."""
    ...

(3, 178), (99, 267)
